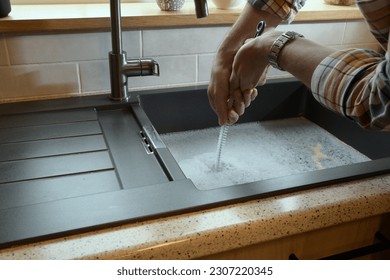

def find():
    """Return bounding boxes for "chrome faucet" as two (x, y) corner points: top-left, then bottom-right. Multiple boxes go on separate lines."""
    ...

(194, 0), (209, 18)
(109, 0), (209, 101)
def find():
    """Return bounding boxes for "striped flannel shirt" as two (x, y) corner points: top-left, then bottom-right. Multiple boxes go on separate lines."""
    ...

(248, 0), (390, 131)
(248, 0), (306, 23)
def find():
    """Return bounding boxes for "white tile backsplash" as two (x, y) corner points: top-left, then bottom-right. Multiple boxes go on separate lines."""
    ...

(79, 60), (110, 93)
(198, 53), (214, 82)
(0, 63), (79, 100)
(6, 31), (141, 65)
(343, 21), (378, 45)
(0, 19), (381, 103)
(79, 55), (198, 94)
(277, 22), (346, 46)
(129, 55), (197, 90)
(142, 26), (230, 57)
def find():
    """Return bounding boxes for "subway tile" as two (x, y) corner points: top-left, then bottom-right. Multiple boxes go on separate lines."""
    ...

(6, 31), (141, 65)
(81, 55), (197, 94)
(79, 60), (110, 93)
(343, 21), (378, 45)
(0, 64), (79, 100)
(81, 56), (197, 93)
(0, 34), (8, 66)
(1, 21), (380, 102)
(328, 42), (382, 53)
(278, 22), (345, 46)
(198, 55), (291, 85)
(198, 54), (214, 82)
(142, 27), (230, 57)
(129, 55), (197, 90)
(122, 30), (142, 57)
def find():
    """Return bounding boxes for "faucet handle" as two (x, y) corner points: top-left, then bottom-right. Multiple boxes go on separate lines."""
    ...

(123, 58), (160, 77)
(140, 58), (160, 76)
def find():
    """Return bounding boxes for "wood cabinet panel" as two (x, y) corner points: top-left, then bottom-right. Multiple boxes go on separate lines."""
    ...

(201, 214), (390, 260)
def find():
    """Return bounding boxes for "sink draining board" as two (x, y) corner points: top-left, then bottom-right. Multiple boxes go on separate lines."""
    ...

(0, 103), (173, 248)
(0, 108), (120, 209)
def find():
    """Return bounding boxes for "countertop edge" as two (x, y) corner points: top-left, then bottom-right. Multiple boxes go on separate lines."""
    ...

(100, 177), (390, 260)
(0, 2), (363, 33)
(0, 174), (389, 260)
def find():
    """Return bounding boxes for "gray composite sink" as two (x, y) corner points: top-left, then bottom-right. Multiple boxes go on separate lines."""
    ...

(1, 78), (389, 249)
(140, 79), (390, 190)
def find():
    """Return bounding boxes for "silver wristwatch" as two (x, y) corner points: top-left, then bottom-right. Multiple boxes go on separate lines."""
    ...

(268, 31), (304, 71)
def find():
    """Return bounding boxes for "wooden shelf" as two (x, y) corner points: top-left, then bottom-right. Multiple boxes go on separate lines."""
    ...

(0, 2), (363, 33)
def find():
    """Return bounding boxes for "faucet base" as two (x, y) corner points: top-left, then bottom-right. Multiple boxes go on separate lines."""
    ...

(108, 0), (206, 101)
(109, 51), (130, 102)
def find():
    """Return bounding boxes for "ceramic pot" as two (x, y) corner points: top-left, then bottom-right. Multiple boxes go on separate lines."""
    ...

(156, 0), (185, 11)
(0, 0), (11, 18)
(211, 0), (243, 9)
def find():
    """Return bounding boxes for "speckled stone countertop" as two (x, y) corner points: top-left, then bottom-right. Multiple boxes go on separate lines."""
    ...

(0, 174), (389, 259)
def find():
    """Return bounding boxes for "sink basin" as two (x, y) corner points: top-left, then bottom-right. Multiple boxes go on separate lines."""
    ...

(140, 78), (390, 191)
(1, 78), (389, 249)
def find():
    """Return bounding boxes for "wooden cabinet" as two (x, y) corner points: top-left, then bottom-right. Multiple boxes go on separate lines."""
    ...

(201, 214), (390, 260)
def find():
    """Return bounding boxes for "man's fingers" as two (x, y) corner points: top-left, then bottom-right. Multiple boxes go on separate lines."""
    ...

(242, 88), (259, 108)
(208, 83), (230, 125)
(243, 89), (253, 107)
(227, 109), (239, 125)
(251, 88), (258, 101)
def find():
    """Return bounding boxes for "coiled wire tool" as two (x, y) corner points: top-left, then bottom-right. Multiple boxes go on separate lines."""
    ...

(215, 20), (267, 172)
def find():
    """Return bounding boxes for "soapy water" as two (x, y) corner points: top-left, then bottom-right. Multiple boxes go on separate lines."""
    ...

(160, 118), (370, 191)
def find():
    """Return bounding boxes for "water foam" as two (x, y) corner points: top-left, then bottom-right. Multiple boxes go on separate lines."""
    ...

(160, 118), (370, 191)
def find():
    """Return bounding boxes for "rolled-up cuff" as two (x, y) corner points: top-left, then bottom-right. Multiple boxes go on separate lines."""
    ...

(311, 48), (387, 130)
(247, 0), (305, 23)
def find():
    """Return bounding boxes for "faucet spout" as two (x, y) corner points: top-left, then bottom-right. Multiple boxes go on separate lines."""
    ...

(109, 0), (160, 101)
(194, 0), (209, 18)
(109, 0), (208, 101)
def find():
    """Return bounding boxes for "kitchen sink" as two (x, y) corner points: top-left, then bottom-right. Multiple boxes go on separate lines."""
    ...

(140, 78), (390, 191)
(1, 78), (389, 249)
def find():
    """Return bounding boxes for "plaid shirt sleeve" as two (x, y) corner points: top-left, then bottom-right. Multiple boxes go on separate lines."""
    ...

(247, 0), (306, 23)
(311, 0), (390, 131)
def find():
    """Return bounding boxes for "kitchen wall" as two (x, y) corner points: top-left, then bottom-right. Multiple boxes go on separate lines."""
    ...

(0, 20), (380, 103)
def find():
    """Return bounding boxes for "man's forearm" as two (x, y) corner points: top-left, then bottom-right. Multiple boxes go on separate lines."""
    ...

(216, 3), (281, 58)
(277, 37), (334, 88)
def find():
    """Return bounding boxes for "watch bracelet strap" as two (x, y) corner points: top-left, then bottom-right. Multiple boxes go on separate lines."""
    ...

(268, 31), (304, 71)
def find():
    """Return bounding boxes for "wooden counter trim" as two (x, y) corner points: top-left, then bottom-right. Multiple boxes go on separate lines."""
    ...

(0, 3), (363, 34)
